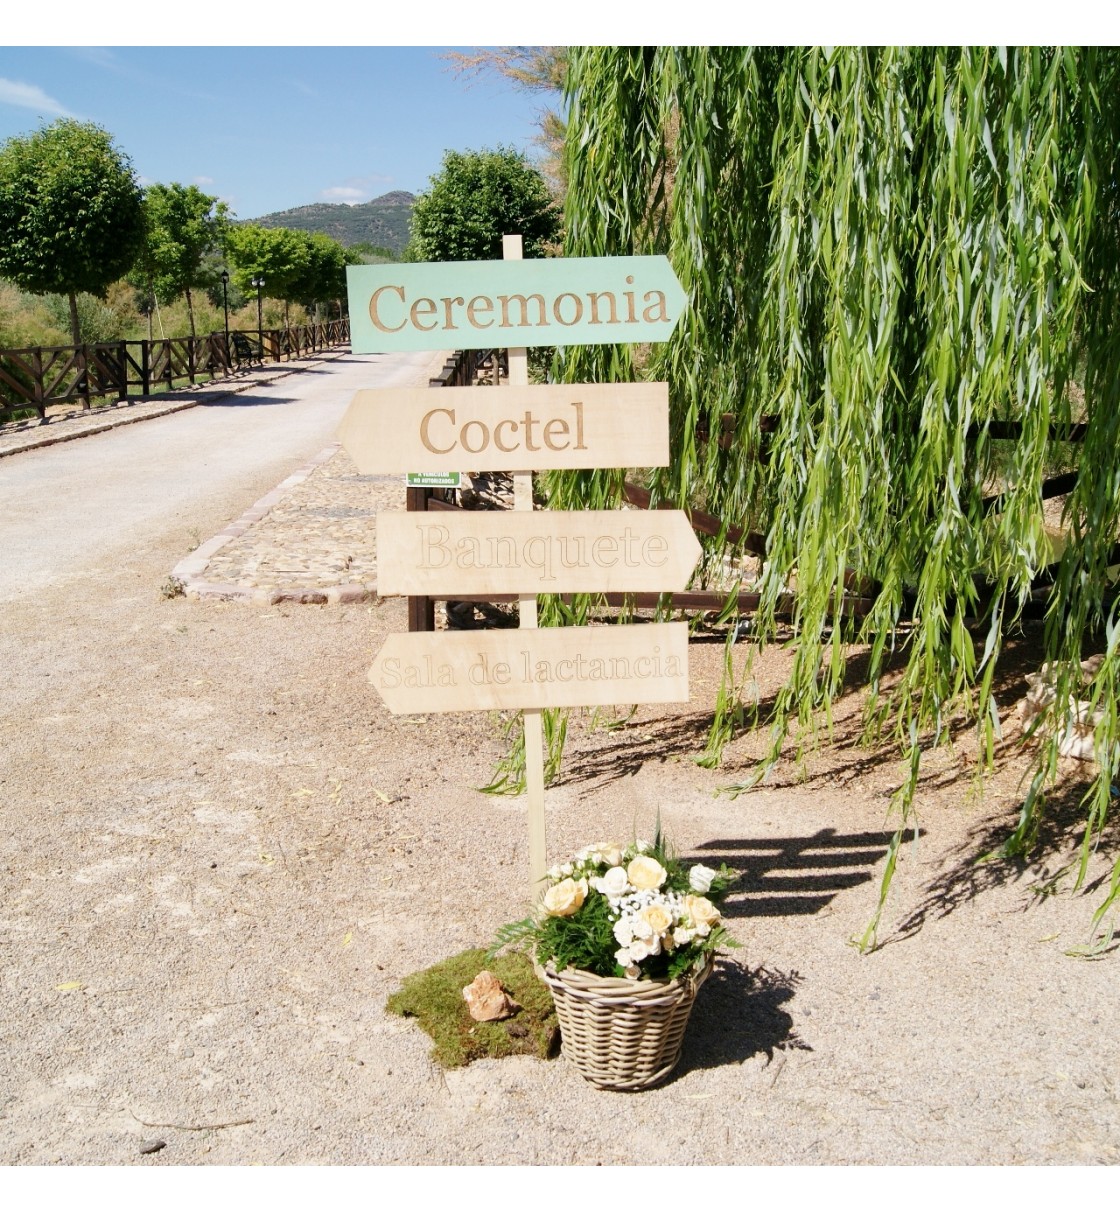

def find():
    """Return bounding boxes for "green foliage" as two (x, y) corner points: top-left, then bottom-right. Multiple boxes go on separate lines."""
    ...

(405, 146), (561, 262)
(551, 47), (1120, 946)
(226, 223), (348, 311)
(134, 182), (230, 337)
(0, 120), (144, 340)
(385, 948), (557, 1069)
(348, 241), (396, 262)
(42, 292), (127, 344)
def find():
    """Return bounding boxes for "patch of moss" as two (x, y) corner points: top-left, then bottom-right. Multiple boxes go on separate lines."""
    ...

(386, 948), (558, 1069)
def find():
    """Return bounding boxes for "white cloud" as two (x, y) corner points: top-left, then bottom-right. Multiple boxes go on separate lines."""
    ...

(0, 78), (75, 118)
(320, 186), (367, 205)
(193, 175), (215, 186)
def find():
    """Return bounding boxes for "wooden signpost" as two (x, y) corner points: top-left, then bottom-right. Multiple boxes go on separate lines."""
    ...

(341, 240), (689, 892)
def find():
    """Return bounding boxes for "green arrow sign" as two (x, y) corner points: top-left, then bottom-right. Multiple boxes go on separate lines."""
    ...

(346, 256), (686, 353)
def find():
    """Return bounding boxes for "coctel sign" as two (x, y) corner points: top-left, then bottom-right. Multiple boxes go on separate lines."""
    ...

(346, 256), (687, 353)
(340, 383), (669, 474)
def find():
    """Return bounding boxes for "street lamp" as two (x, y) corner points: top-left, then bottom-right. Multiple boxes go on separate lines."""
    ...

(220, 269), (230, 358)
(251, 275), (265, 354)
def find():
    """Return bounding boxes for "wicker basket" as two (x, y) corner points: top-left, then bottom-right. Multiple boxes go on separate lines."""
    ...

(536, 956), (713, 1091)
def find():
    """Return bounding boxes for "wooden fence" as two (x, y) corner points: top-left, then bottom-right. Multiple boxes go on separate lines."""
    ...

(0, 319), (351, 420)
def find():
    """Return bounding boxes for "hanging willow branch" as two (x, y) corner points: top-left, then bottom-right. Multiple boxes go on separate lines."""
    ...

(538, 45), (1120, 949)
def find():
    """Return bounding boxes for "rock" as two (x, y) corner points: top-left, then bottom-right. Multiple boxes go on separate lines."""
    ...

(462, 970), (520, 1022)
(139, 1139), (166, 1155)
(1017, 657), (1104, 761)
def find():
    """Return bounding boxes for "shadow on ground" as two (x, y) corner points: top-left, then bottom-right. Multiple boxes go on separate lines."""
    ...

(201, 394), (303, 409)
(890, 777), (1120, 943)
(676, 961), (811, 1080)
(689, 830), (899, 919)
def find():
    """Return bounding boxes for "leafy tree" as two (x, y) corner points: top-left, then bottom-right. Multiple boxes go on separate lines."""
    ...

(0, 119), (144, 344)
(547, 47), (1120, 947)
(226, 223), (309, 327)
(405, 146), (560, 262)
(291, 232), (349, 319)
(137, 182), (231, 339)
(227, 225), (349, 326)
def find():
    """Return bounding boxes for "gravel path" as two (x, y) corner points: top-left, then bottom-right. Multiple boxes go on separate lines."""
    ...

(1, 354), (1117, 1167)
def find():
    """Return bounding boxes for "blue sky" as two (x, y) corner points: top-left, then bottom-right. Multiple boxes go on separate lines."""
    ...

(0, 46), (557, 220)
(3, 12), (1116, 225)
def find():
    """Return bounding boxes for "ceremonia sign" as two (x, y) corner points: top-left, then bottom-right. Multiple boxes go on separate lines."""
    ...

(347, 256), (687, 353)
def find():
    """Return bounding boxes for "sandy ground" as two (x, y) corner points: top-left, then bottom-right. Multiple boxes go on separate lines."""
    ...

(1, 401), (1118, 1170)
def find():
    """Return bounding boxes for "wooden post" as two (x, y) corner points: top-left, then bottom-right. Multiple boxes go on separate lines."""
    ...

(503, 234), (547, 893)
(406, 486), (435, 632)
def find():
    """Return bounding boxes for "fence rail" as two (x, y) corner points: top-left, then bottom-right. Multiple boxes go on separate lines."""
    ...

(0, 319), (351, 420)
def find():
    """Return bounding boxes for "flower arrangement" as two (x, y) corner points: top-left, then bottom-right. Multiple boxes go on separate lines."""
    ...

(495, 831), (736, 983)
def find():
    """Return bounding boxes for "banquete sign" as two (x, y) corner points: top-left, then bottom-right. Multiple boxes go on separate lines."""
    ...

(346, 256), (687, 352)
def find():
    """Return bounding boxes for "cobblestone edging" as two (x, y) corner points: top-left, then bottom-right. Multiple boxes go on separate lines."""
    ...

(170, 443), (391, 605)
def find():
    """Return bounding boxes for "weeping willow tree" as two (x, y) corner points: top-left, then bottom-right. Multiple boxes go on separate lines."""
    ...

(537, 46), (1120, 948)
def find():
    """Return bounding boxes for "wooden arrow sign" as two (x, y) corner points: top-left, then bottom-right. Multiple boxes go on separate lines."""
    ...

(347, 256), (687, 352)
(339, 382), (669, 474)
(376, 510), (702, 596)
(370, 623), (689, 714)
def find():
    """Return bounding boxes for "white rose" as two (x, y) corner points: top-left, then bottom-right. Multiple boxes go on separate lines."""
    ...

(542, 877), (587, 917)
(613, 917), (635, 946)
(627, 855), (667, 891)
(595, 866), (630, 898)
(628, 913), (655, 941)
(601, 844), (623, 867)
(689, 864), (718, 894)
(673, 926), (694, 947)
(627, 937), (658, 962)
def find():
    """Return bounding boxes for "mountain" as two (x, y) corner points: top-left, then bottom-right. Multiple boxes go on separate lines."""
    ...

(246, 191), (415, 254)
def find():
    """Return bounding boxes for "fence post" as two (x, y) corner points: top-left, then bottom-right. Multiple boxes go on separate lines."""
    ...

(116, 341), (128, 401)
(140, 341), (151, 396)
(78, 344), (90, 409)
(32, 348), (45, 419)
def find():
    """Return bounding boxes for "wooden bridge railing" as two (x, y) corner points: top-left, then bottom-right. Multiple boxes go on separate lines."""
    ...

(0, 318), (352, 420)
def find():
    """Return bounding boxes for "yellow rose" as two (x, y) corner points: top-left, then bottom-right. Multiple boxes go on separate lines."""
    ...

(627, 855), (667, 890)
(542, 877), (587, 917)
(685, 895), (721, 934)
(640, 903), (673, 937)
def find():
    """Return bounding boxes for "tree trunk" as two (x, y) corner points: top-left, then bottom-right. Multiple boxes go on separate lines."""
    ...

(185, 287), (196, 340)
(68, 291), (89, 410)
(68, 291), (81, 345)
